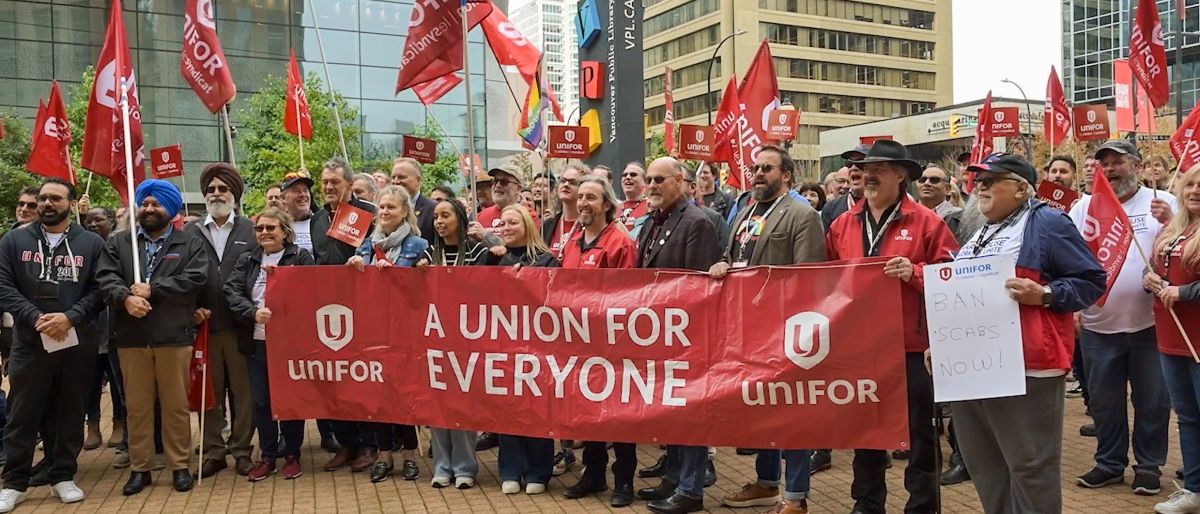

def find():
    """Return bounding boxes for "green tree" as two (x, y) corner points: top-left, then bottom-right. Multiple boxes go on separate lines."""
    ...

(0, 114), (40, 230)
(236, 72), (361, 214)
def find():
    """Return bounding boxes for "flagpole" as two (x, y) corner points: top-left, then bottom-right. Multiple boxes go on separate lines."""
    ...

(119, 81), (143, 284)
(221, 106), (237, 168)
(197, 360), (206, 487)
(461, 0), (481, 222)
(295, 98), (307, 172)
(305, 0), (348, 159)
(1130, 229), (1198, 362)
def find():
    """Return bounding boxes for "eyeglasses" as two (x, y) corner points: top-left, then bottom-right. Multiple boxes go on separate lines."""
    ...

(254, 225), (280, 233)
(621, 172), (641, 178)
(751, 164), (778, 175)
(916, 176), (944, 185)
(493, 178), (517, 187)
(37, 195), (66, 203)
(845, 161), (862, 169)
(17, 202), (38, 210)
(645, 175), (670, 185)
(560, 178), (581, 187)
(205, 185), (230, 194)
(974, 176), (1022, 189)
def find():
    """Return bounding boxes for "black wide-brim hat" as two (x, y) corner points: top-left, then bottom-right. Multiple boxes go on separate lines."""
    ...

(848, 139), (923, 181)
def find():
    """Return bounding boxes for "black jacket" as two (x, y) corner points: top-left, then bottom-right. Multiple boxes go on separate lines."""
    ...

(0, 222), (105, 346)
(414, 193), (437, 241)
(96, 228), (210, 348)
(224, 243), (314, 355)
(185, 215), (258, 333)
(311, 197), (377, 265)
(636, 198), (720, 272)
(496, 246), (556, 267)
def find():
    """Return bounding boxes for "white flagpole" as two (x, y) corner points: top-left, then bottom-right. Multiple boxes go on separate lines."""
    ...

(305, 0), (348, 159)
(119, 80), (143, 284)
(461, 1), (480, 221)
(197, 360), (206, 486)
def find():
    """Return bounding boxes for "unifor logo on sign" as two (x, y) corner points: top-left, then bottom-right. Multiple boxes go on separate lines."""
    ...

(565, 129), (576, 142)
(1087, 110), (1097, 123)
(415, 141), (424, 150)
(994, 111), (1005, 122)
(316, 304), (354, 352)
(939, 267), (953, 281)
(784, 312), (830, 370)
(696, 130), (706, 143)
(1053, 189), (1065, 200)
(161, 151), (170, 163)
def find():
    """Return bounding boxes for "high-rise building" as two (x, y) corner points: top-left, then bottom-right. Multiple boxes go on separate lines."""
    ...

(643, 0), (954, 181)
(512, 0), (580, 118)
(1062, 0), (1200, 110)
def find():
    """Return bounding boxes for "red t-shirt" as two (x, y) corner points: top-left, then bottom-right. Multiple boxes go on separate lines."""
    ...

(477, 205), (539, 236)
(618, 199), (648, 233)
(548, 216), (579, 260)
(560, 222), (637, 269)
(1154, 227), (1200, 357)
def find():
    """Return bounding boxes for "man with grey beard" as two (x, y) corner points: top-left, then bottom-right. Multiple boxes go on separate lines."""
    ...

(185, 163), (258, 479)
(1068, 140), (1177, 495)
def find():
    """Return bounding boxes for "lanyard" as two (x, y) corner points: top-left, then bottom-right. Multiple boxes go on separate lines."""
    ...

(735, 195), (784, 263)
(1161, 223), (1198, 279)
(619, 200), (645, 225)
(970, 201), (1030, 256)
(144, 239), (165, 280)
(864, 203), (900, 257)
(554, 216), (578, 259)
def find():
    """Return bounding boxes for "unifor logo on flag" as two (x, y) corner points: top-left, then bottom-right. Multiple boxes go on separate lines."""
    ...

(1083, 162), (1134, 306)
(1129, 0), (1170, 108)
(80, 0), (145, 204)
(316, 304), (354, 352)
(181, 0), (236, 113)
(784, 312), (830, 370)
(1045, 65), (1073, 146)
(1171, 99), (1200, 173)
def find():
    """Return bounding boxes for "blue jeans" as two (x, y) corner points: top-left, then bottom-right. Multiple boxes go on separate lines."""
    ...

(755, 450), (812, 501)
(664, 445), (707, 499)
(1161, 353), (1200, 491)
(497, 435), (554, 484)
(248, 341), (303, 459)
(1080, 328), (1170, 475)
(429, 428), (477, 479)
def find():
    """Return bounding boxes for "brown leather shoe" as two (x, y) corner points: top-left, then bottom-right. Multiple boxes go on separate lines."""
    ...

(323, 447), (355, 471)
(350, 448), (379, 472)
(199, 458), (228, 479)
(721, 482), (780, 508)
(234, 456), (254, 476)
(773, 499), (809, 514)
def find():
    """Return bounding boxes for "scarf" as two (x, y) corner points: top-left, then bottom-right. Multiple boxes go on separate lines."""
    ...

(371, 223), (412, 264)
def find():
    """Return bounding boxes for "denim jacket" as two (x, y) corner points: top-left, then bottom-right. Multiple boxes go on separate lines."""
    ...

(355, 234), (429, 268)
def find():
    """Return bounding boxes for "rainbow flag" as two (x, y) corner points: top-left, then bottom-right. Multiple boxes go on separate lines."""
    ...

(518, 73), (547, 149)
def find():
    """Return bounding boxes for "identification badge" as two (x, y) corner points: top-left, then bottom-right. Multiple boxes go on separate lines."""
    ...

(732, 261), (748, 269)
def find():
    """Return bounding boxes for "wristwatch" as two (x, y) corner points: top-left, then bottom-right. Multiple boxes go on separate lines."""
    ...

(1041, 285), (1054, 308)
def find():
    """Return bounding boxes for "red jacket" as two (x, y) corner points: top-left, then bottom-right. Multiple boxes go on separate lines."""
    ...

(826, 195), (959, 352)
(1153, 226), (1200, 358)
(560, 222), (637, 269)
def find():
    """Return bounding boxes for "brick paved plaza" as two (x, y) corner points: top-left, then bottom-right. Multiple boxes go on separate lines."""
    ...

(10, 393), (1178, 513)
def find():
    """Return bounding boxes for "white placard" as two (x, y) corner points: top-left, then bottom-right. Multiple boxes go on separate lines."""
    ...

(925, 254), (1026, 402)
(41, 327), (79, 353)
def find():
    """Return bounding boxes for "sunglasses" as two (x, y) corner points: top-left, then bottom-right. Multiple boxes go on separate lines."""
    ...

(17, 202), (38, 209)
(205, 185), (231, 194)
(916, 176), (944, 184)
(621, 172), (641, 178)
(493, 178), (518, 187)
(254, 225), (280, 233)
(560, 178), (581, 187)
(645, 175), (670, 185)
(974, 176), (1022, 189)
(751, 164), (778, 175)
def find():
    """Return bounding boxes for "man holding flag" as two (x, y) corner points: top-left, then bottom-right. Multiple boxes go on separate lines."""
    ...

(1069, 140), (1177, 496)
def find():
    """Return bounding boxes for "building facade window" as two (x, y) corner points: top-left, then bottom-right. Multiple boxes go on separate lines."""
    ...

(644, 0), (721, 35)
(761, 23), (936, 60)
(759, 0), (936, 30)
(644, 25), (721, 67)
(645, 90), (721, 125)
(772, 57), (936, 90)
(644, 59), (720, 97)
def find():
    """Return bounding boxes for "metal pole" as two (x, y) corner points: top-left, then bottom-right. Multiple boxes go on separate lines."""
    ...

(1177, 10), (1186, 127)
(424, 107), (468, 159)
(306, 0), (349, 159)
(295, 98), (306, 171)
(1002, 79), (1035, 160)
(221, 106), (237, 168)
(461, 2), (480, 221)
(119, 81), (143, 284)
(705, 29), (745, 125)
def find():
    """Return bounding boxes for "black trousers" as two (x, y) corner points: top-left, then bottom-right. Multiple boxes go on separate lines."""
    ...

(581, 441), (636, 486)
(2, 334), (96, 491)
(852, 353), (938, 514)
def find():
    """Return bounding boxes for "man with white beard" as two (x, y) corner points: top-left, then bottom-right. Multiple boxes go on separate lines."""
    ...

(184, 163), (259, 479)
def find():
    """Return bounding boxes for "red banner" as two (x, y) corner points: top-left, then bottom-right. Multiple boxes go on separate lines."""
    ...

(1171, 100), (1200, 174)
(1114, 59), (1157, 132)
(284, 49), (312, 140)
(326, 203), (373, 248)
(150, 144), (184, 179)
(678, 124), (714, 161)
(479, 4), (540, 83)
(264, 262), (910, 449)
(81, 0), (145, 203)
(394, 0), (492, 93)
(766, 109), (801, 140)
(1045, 66), (1072, 146)
(714, 40), (778, 184)
(402, 135), (437, 164)
(1035, 180), (1079, 212)
(860, 135), (893, 145)
(1073, 104), (1111, 141)
(1130, 0), (1170, 108)
(547, 126), (590, 158)
(181, 0), (236, 114)
(1083, 163), (1134, 307)
(413, 73), (461, 106)
(988, 107), (1020, 137)
(713, 77), (753, 189)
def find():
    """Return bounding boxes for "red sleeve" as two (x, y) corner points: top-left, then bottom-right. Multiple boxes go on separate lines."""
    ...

(614, 239), (638, 269)
(909, 215), (959, 292)
(825, 220), (842, 261)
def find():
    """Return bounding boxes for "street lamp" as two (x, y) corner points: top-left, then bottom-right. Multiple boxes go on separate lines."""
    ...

(1000, 78), (1035, 158)
(706, 29), (747, 125)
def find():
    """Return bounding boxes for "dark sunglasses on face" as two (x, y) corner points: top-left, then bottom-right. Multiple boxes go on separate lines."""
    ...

(916, 176), (944, 185)
(621, 172), (640, 178)
(493, 178), (517, 187)
(645, 175), (669, 185)
(17, 202), (38, 209)
(254, 225), (280, 233)
(205, 185), (231, 194)
(751, 164), (777, 175)
(974, 176), (1021, 189)
(560, 178), (581, 187)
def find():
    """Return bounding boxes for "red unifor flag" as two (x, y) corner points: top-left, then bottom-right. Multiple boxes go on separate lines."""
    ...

(713, 76), (754, 190)
(394, 0), (493, 94)
(81, 0), (145, 204)
(714, 39), (779, 175)
(1045, 66), (1072, 146)
(1130, 0), (1171, 108)
(664, 66), (676, 157)
(181, 0), (236, 114)
(27, 81), (75, 184)
(1171, 100), (1200, 173)
(31, 99), (47, 149)
(479, 4), (541, 83)
(284, 49), (312, 140)
(414, 73), (463, 106)
(965, 91), (997, 194)
(1085, 162), (1134, 307)
(188, 320), (216, 412)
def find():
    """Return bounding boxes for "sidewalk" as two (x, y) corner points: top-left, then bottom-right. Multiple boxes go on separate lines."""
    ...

(12, 394), (1175, 513)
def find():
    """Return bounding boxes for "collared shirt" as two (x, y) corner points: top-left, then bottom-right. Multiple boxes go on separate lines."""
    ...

(930, 199), (960, 218)
(203, 213), (236, 261)
(137, 225), (174, 279)
(560, 222), (637, 269)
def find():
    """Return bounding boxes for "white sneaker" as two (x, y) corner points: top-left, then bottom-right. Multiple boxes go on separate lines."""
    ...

(501, 480), (520, 494)
(0, 488), (28, 513)
(50, 481), (85, 504)
(1157, 484), (1200, 513)
(525, 483), (545, 495)
(455, 476), (475, 489)
(430, 476), (451, 488)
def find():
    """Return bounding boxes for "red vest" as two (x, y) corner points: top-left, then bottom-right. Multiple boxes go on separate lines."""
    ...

(1154, 227), (1200, 357)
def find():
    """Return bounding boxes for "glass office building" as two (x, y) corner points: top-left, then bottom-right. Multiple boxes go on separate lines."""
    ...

(1063, 0), (1200, 109)
(0, 0), (500, 193)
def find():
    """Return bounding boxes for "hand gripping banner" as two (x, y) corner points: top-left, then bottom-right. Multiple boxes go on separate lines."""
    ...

(266, 260), (909, 450)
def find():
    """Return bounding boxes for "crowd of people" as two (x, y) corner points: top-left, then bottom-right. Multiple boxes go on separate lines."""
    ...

(0, 135), (1196, 514)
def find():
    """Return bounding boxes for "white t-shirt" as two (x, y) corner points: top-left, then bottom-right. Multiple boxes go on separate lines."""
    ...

(44, 232), (65, 249)
(1069, 186), (1178, 334)
(252, 251), (285, 340)
(956, 207), (1029, 261)
(293, 218), (313, 254)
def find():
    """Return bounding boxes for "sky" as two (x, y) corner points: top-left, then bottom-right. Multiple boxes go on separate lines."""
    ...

(951, 0), (1063, 104)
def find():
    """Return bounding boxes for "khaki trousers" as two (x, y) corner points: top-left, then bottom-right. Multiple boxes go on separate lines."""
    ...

(201, 331), (254, 460)
(119, 346), (192, 472)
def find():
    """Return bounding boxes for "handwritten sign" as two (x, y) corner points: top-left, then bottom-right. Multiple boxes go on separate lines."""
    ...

(924, 254), (1026, 402)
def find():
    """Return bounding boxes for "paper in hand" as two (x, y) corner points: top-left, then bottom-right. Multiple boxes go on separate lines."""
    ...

(41, 327), (79, 353)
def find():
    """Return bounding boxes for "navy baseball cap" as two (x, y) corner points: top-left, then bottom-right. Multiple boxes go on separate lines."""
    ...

(967, 153), (1038, 184)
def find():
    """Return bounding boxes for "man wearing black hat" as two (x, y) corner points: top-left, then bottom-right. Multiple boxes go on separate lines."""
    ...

(1068, 140), (1177, 495)
(821, 144), (869, 230)
(825, 139), (958, 514)
(187, 163), (258, 479)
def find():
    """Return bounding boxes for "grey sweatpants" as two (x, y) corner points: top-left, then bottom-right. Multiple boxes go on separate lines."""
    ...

(952, 376), (1065, 514)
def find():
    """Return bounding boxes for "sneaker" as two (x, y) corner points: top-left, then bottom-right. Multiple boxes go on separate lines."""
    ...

(1066, 382), (1085, 398)
(246, 460), (277, 482)
(501, 480), (520, 494)
(0, 488), (29, 513)
(455, 476), (475, 489)
(1080, 423), (1097, 437)
(1135, 473), (1163, 496)
(112, 450), (130, 469)
(526, 482), (545, 495)
(1156, 484), (1200, 513)
(281, 456), (303, 480)
(1077, 467), (1124, 488)
(721, 482), (780, 508)
(552, 449), (575, 476)
(431, 476), (451, 488)
(50, 481), (85, 503)
(810, 450), (832, 475)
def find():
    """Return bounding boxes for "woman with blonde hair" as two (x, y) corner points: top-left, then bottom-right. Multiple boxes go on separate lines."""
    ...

(1144, 167), (1200, 513)
(495, 205), (555, 267)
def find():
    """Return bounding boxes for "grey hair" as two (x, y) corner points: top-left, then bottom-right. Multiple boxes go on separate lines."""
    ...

(953, 195), (986, 246)
(352, 173), (379, 197)
(322, 156), (353, 181)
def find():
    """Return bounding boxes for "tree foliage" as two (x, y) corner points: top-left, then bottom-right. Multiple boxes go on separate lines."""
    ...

(407, 116), (467, 196)
(0, 115), (40, 230)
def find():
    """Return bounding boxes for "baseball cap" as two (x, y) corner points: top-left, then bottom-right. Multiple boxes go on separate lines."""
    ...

(840, 144), (870, 160)
(956, 151), (971, 164)
(280, 170), (314, 191)
(966, 153), (1038, 184)
(488, 164), (524, 186)
(1094, 139), (1141, 161)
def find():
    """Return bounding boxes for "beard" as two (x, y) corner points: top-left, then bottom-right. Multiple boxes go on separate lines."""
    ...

(1111, 172), (1140, 199)
(38, 208), (70, 227)
(579, 211), (597, 228)
(138, 211), (169, 232)
(954, 195), (987, 246)
(206, 199), (233, 219)
(752, 180), (782, 202)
